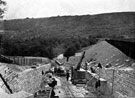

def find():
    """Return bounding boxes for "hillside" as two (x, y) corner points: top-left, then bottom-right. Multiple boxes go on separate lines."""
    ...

(3, 12), (135, 39)
(85, 41), (134, 66)
(68, 41), (134, 67)
(1, 12), (135, 58)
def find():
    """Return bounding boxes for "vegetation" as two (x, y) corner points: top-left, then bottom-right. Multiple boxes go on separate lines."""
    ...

(0, 0), (6, 18)
(1, 34), (98, 59)
(1, 12), (135, 59)
(64, 46), (76, 61)
(0, 0), (6, 57)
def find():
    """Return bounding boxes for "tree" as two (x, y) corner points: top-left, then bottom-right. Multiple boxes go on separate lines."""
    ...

(0, 0), (6, 18)
(0, 0), (6, 55)
(63, 46), (76, 61)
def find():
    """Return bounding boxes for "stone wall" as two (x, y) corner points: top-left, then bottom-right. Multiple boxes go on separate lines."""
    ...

(85, 71), (112, 96)
(5, 63), (51, 94)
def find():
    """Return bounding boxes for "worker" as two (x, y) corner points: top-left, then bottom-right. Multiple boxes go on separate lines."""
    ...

(48, 78), (57, 98)
(95, 80), (101, 89)
(52, 78), (57, 88)
(51, 89), (55, 98)
(97, 63), (102, 69)
(105, 63), (112, 68)
(54, 67), (57, 74)
(42, 70), (44, 75)
(47, 83), (56, 98)
(34, 92), (37, 97)
(90, 67), (96, 73)
(66, 71), (70, 81)
(48, 78), (57, 89)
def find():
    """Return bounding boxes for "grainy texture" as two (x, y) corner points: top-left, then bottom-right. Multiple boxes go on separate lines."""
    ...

(0, 63), (51, 94)
(68, 41), (135, 98)
(11, 64), (51, 94)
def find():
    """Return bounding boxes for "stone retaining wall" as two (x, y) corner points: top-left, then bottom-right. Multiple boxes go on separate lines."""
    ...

(2, 63), (51, 94)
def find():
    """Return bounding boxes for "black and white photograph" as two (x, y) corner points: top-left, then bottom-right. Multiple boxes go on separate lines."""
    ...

(0, 0), (135, 98)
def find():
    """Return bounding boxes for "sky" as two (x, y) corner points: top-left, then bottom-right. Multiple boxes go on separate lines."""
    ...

(3, 0), (135, 19)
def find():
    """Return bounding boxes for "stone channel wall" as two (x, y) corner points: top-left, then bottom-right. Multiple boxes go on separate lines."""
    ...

(9, 63), (51, 94)
(1, 63), (51, 95)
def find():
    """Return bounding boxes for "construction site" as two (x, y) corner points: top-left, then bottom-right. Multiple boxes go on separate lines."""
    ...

(0, 39), (135, 98)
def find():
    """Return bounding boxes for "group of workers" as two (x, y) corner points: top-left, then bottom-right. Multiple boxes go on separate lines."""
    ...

(43, 59), (103, 97)
(41, 68), (70, 98)
(86, 61), (103, 89)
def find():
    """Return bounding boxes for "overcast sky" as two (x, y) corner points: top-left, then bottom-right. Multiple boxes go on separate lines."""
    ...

(4, 0), (135, 19)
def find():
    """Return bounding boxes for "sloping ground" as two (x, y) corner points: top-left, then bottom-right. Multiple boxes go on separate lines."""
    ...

(86, 41), (135, 97)
(85, 41), (134, 67)
(0, 63), (51, 98)
(113, 68), (135, 97)
(66, 40), (134, 67)
(68, 41), (135, 97)
(0, 91), (33, 98)
(62, 41), (134, 69)
(67, 42), (130, 67)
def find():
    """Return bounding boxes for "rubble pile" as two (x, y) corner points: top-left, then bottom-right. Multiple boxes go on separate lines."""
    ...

(85, 41), (134, 67)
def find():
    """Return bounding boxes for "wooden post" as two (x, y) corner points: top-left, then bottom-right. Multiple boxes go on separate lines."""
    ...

(99, 68), (100, 79)
(24, 57), (26, 66)
(25, 58), (27, 65)
(23, 57), (25, 65)
(41, 58), (42, 63)
(98, 67), (100, 93)
(112, 69), (115, 95)
(20, 57), (22, 65)
(17, 57), (19, 65)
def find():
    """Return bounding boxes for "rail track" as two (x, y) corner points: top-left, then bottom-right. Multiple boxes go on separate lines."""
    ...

(60, 77), (76, 98)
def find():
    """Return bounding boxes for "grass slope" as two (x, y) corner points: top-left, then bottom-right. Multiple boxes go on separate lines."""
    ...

(3, 12), (135, 40)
